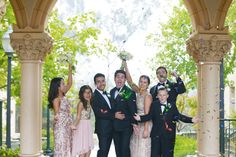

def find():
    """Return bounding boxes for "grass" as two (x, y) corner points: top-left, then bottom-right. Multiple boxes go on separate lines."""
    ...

(174, 135), (197, 157)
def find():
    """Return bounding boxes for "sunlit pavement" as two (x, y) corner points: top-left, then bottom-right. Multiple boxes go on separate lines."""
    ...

(90, 135), (116, 157)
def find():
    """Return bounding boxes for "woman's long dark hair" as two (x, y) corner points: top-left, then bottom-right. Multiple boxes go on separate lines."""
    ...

(79, 85), (93, 110)
(48, 77), (63, 109)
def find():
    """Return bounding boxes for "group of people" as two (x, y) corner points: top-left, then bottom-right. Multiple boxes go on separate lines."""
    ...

(48, 60), (198, 157)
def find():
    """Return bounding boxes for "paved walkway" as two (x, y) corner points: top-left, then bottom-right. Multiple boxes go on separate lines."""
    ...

(90, 141), (116, 157)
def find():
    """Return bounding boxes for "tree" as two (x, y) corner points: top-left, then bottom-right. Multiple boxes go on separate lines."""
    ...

(147, 0), (236, 90)
(0, 1), (116, 106)
(146, 1), (196, 90)
(146, 0), (236, 115)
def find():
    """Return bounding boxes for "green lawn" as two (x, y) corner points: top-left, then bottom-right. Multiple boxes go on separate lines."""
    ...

(174, 135), (197, 157)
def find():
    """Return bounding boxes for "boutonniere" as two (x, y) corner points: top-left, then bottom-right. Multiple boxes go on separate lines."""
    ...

(119, 88), (132, 100)
(164, 84), (171, 91)
(164, 103), (171, 113)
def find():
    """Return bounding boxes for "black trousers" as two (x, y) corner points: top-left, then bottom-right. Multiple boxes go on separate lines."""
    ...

(151, 135), (175, 157)
(97, 133), (113, 157)
(113, 128), (132, 157)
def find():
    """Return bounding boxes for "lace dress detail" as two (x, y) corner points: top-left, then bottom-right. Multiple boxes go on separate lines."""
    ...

(72, 103), (94, 157)
(130, 93), (152, 157)
(53, 97), (73, 157)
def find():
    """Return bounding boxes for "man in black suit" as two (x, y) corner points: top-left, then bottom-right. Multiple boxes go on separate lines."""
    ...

(150, 66), (186, 103)
(110, 70), (137, 157)
(92, 73), (125, 157)
(134, 88), (198, 157)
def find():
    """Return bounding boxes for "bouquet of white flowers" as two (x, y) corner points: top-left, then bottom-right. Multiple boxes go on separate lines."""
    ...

(57, 52), (73, 64)
(117, 50), (133, 61)
(118, 50), (133, 70)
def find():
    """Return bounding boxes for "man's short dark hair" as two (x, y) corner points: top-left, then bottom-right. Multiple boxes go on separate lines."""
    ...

(156, 66), (168, 74)
(114, 70), (126, 78)
(94, 73), (105, 84)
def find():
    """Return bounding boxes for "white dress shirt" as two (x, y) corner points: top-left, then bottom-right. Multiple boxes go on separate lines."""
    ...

(96, 89), (111, 109)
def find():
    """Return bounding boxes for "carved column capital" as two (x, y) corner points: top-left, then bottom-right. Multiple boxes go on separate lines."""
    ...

(186, 34), (232, 62)
(10, 32), (53, 61)
(0, 0), (6, 20)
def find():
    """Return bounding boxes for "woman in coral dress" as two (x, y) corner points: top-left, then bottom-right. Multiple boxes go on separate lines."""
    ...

(48, 64), (73, 157)
(72, 85), (94, 157)
(123, 60), (152, 157)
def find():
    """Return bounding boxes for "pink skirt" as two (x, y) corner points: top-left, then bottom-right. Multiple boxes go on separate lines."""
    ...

(72, 119), (94, 157)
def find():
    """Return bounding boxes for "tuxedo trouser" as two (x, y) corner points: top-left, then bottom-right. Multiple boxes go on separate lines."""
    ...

(113, 128), (132, 157)
(151, 135), (175, 157)
(97, 133), (113, 157)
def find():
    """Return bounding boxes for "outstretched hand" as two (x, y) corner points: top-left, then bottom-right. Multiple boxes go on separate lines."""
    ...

(115, 111), (125, 120)
(133, 113), (141, 121)
(192, 116), (199, 124)
(171, 71), (178, 78)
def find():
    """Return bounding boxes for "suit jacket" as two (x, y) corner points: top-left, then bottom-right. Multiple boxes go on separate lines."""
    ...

(92, 89), (115, 135)
(140, 101), (192, 139)
(110, 85), (137, 131)
(150, 77), (186, 103)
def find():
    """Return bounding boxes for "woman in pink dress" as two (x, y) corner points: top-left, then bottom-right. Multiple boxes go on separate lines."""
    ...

(123, 60), (152, 157)
(48, 64), (73, 157)
(72, 85), (94, 157)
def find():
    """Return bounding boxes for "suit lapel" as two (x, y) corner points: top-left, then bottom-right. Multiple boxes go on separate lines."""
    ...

(95, 89), (111, 109)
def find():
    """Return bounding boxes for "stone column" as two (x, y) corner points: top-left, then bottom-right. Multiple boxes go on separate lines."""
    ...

(187, 34), (231, 157)
(11, 32), (53, 157)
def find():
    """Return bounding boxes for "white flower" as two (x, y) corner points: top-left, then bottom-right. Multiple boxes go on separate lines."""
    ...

(118, 50), (133, 61)
(57, 52), (73, 64)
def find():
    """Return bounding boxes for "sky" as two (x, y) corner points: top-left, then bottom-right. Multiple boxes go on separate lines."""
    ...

(55, 0), (179, 90)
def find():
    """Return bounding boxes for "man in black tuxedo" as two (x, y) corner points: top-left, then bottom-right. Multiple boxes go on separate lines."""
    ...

(92, 73), (125, 157)
(134, 88), (198, 157)
(110, 70), (137, 157)
(150, 66), (186, 103)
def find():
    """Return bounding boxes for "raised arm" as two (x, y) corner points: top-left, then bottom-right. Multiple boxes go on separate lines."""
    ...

(123, 60), (139, 93)
(64, 64), (73, 94)
(171, 71), (186, 94)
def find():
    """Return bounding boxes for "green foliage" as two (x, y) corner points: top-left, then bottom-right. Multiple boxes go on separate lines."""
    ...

(0, 145), (19, 157)
(0, 1), (20, 103)
(230, 112), (236, 127)
(42, 128), (54, 150)
(224, 0), (236, 85)
(42, 10), (105, 105)
(177, 95), (197, 116)
(174, 135), (196, 157)
(147, 2), (196, 90)
(147, 0), (236, 90)
(1, 2), (117, 106)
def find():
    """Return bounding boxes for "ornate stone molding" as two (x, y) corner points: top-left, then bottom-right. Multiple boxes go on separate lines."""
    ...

(0, 0), (6, 20)
(10, 32), (53, 61)
(186, 34), (232, 62)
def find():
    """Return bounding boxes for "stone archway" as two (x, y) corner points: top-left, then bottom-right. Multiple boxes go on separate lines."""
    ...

(3, 0), (233, 156)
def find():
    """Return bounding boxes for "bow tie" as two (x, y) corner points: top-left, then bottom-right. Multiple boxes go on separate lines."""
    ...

(103, 91), (107, 95)
(158, 83), (165, 86)
(160, 103), (167, 107)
